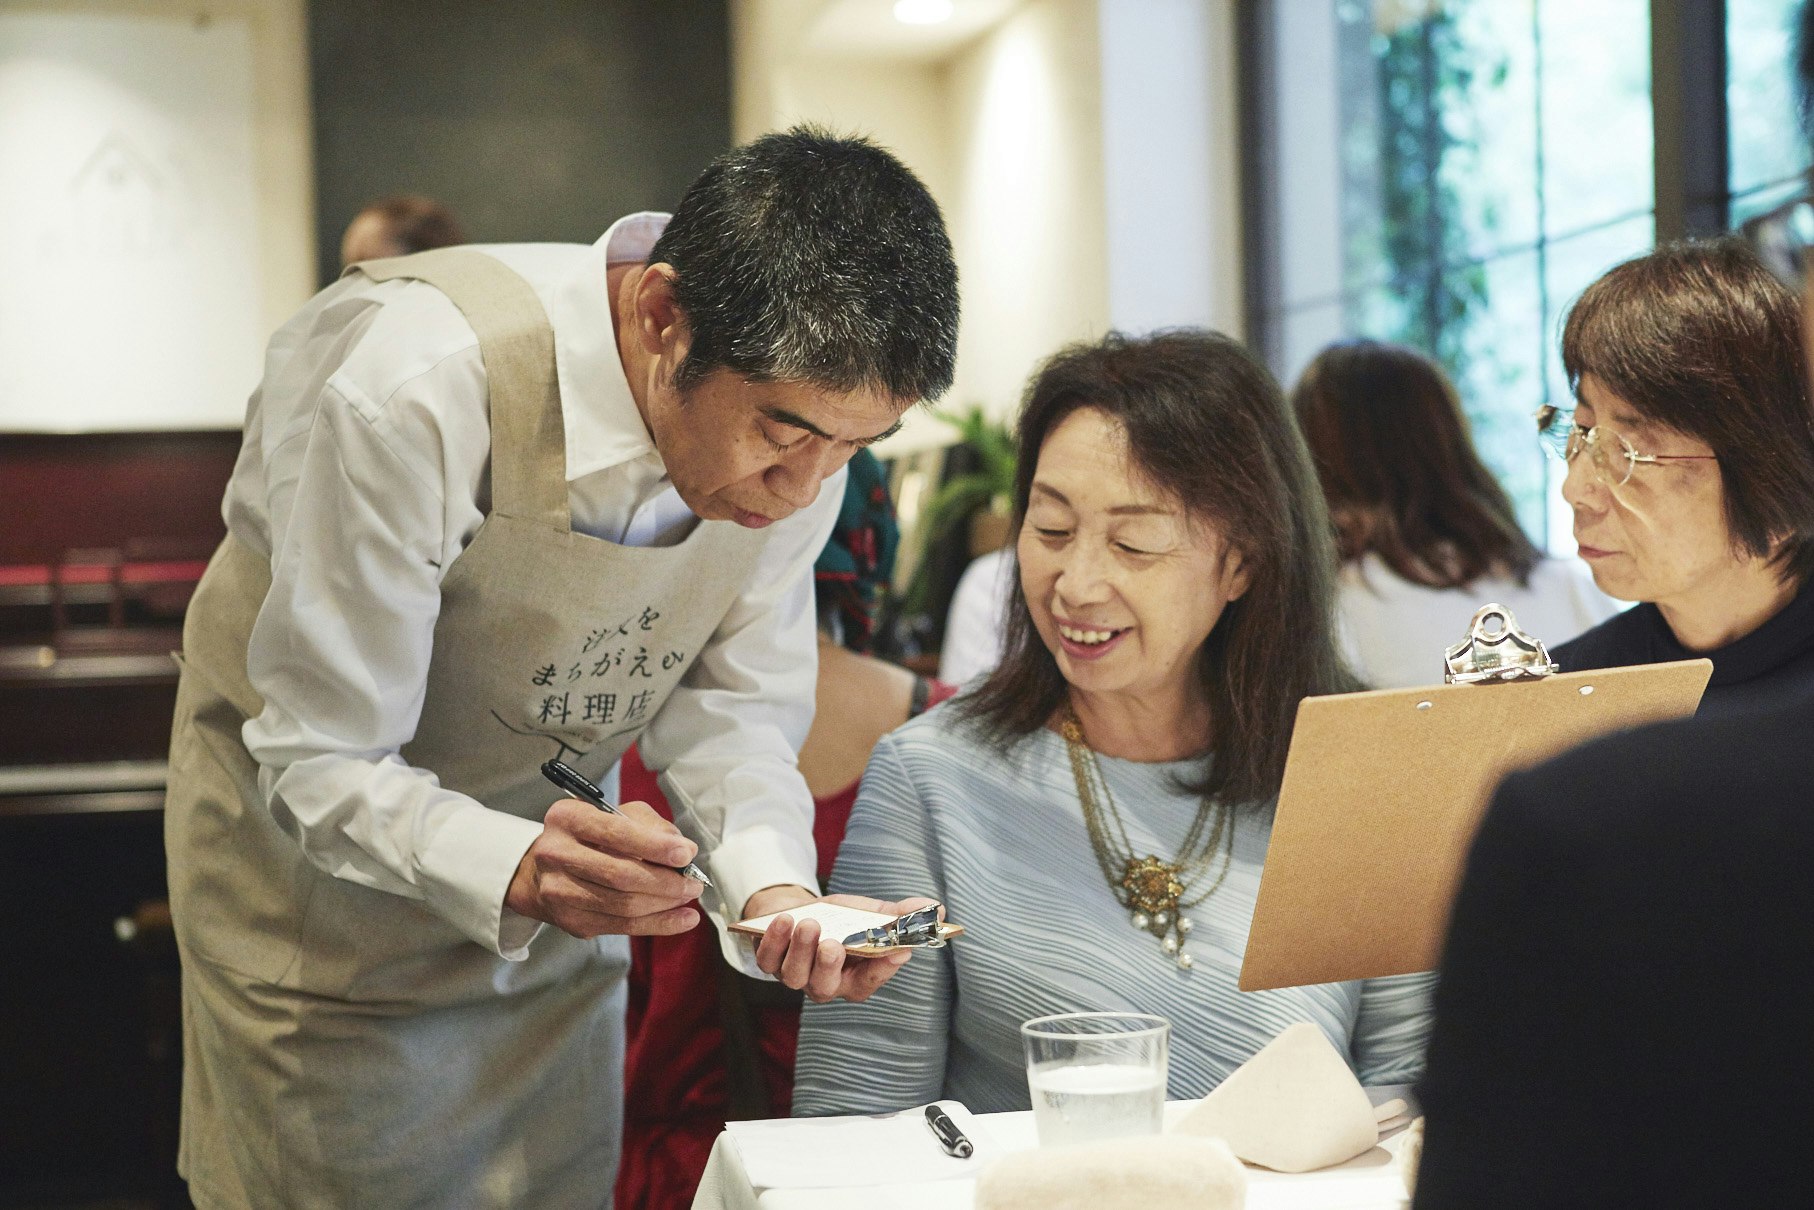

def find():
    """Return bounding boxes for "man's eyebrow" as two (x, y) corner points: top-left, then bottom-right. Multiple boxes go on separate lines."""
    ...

(762, 407), (903, 447)
(857, 417), (906, 446)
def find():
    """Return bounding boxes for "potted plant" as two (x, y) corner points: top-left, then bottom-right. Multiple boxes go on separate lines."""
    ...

(920, 405), (1017, 560)
(896, 405), (1017, 622)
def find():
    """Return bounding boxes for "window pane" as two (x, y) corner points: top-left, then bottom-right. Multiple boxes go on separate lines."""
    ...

(1728, 0), (1806, 201)
(1263, 0), (1654, 553)
(1731, 176), (1806, 227)
(1453, 248), (1545, 538)
(1534, 0), (1653, 239)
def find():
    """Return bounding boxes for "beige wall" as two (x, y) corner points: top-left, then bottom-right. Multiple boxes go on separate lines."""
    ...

(731, 0), (1243, 455)
(240, 0), (317, 336)
(1099, 0), (1244, 339)
(945, 0), (1110, 434)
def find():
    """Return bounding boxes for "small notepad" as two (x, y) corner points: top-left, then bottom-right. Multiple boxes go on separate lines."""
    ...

(731, 902), (964, 954)
(735, 902), (900, 939)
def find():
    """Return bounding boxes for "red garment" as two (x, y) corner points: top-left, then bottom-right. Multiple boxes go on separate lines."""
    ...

(614, 679), (957, 1210)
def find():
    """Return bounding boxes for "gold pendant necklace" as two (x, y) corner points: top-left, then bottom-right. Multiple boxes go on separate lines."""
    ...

(1060, 707), (1233, 970)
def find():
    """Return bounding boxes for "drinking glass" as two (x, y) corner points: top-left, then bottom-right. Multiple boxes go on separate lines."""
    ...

(1021, 1012), (1170, 1147)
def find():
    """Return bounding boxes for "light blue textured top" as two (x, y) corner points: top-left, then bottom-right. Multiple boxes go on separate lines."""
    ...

(793, 704), (1435, 1116)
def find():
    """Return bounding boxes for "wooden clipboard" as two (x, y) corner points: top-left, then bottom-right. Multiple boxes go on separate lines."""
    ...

(1238, 658), (1712, 990)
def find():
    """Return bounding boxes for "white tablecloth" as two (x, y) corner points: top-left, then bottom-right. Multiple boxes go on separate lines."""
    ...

(692, 1088), (1414, 1210)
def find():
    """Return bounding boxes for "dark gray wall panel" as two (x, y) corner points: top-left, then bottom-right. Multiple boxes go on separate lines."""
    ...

(308, 0), (731, 285)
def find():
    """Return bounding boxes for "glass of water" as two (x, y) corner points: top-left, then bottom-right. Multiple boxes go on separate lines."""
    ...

(1022, 1012), (1170, 1147)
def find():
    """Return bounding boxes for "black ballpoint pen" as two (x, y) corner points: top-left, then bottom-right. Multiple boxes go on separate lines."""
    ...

(541, 759), (714, 887)
(924, 1104), (974, 1159)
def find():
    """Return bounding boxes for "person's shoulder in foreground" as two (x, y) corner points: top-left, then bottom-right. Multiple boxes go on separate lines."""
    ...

(1412, 690), (1814, 1209)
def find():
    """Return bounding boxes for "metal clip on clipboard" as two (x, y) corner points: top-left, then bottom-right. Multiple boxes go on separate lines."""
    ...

(842, 904), (950, 950)
(1443, 603), (1559, 685)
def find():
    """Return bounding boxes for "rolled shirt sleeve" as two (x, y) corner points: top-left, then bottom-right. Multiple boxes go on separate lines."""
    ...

(241, 335), (547, 960)
(639, 467), (844, 975)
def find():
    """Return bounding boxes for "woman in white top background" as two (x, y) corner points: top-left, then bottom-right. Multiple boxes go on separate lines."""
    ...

(1292, 340), (1617, 689)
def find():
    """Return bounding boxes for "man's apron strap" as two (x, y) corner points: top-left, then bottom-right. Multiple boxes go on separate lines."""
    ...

(353, 249), (570, 532)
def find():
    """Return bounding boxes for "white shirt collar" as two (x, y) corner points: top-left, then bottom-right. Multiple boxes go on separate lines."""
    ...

(547, 211), (671, 482)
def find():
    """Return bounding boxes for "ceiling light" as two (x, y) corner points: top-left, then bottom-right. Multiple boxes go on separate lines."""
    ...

(894, 0), (955, 26)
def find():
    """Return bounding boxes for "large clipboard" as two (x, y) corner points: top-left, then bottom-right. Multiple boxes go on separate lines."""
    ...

(1238, 656), (1712, 991)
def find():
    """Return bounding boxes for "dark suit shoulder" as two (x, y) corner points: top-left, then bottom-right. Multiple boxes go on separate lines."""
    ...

(1482, 696), (1814, 917)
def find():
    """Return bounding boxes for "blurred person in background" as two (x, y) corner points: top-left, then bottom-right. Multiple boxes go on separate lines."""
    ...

(615, 449), (955, 1210)
(338, 193), (466, 267)
(1544, 237), (1814, 715)
(1293, 340), (1617, 689)
(938, 544), (1012, 685)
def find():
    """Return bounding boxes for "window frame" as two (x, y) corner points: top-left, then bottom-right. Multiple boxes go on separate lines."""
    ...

(1237, 0), (1783, 552)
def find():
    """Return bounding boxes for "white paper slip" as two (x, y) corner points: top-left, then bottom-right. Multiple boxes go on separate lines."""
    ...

(726, 1101), (995, 1190)
(733, 902), (896, 940)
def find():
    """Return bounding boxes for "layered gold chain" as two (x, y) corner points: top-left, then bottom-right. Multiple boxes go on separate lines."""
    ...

(1060, 706), (1233, 970)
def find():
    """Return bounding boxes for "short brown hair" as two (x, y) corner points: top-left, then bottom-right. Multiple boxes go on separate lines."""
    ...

(960, 330), (1359, 806)
(1561, 237), (1814, 585)
(1294, 339), (1539, 590)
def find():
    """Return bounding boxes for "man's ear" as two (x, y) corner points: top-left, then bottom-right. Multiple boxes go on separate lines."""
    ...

(632, 263), (690, 362)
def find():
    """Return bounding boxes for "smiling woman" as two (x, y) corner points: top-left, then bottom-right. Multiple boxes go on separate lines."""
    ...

(1547, 238), (1814, 714)
(792, 331), (1434, 1119)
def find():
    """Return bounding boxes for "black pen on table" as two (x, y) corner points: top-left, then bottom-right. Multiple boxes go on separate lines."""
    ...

(924, 1104), (974, 1159)
(541, 759), (714, 888)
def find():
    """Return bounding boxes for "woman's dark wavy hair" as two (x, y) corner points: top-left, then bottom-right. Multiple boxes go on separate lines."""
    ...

(1562, 238), (1814, 585)
(1293, 340), (1539, 590)
(959, 330), (1361, 806)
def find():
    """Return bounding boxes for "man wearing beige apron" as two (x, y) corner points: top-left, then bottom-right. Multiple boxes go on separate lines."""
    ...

(164, 129), (959, 1208)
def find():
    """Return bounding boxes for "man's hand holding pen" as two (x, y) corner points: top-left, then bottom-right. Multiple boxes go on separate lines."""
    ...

(505, 795), (705, 938)
(514, 760), (929, 1005)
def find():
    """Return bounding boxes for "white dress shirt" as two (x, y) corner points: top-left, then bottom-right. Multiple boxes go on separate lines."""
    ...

(938, 547), (1013, 686)
(224, 213), (835, 965)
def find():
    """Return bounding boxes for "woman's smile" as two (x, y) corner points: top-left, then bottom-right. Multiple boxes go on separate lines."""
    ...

(1055, 621), (1132, 659)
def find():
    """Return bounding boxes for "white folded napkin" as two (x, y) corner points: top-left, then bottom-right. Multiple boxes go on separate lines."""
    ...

(1398, 1116), (1425, 1197)
(1173, 1022), (1384, 1173)
(973, 1135), (1246, 1210)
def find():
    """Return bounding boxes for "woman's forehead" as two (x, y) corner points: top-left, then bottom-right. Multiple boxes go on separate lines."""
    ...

(1578, 375), (1664, 439)
(1033, 415), (1175, 509)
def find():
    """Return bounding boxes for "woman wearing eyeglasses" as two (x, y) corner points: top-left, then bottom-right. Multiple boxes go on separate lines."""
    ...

(1541, 237), (1814, 714)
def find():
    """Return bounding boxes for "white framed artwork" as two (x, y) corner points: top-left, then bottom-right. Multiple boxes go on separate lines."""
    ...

(0, 8), (267, 431)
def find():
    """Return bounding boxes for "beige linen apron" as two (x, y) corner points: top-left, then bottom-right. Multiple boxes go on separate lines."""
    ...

(165, 249), (767, 1209)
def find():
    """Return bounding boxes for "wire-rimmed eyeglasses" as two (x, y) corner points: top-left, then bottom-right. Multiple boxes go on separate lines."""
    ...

(1740, 193), (1814, 291)
(1536, 405), (1718, 488)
